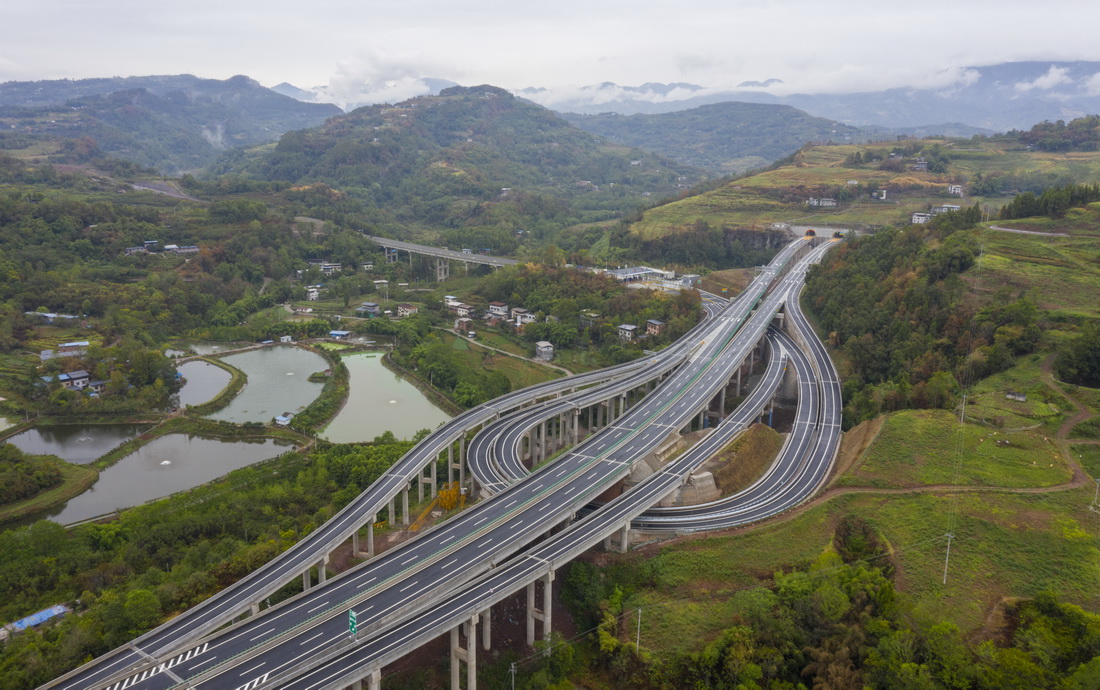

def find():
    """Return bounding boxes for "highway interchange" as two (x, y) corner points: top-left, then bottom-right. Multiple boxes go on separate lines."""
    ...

(44, 236), (842, 690)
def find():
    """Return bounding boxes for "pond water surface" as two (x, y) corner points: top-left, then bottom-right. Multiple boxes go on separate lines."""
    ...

(41, 434), (292, 525)
(177, 360), (232, 407)
(4, 424), (152, 464)
(322, 354), (450, 442)
(207, 346), (326, 424)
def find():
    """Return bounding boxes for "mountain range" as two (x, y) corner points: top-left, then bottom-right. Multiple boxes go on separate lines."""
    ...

(0, 75), (340, 173)
(515, 62), (1100, 132)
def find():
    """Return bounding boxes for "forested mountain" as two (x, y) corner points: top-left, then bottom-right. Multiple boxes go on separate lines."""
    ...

(216, 85), (702, 235)
(0, 75), (341, 173)
(563, 102), (865, 174)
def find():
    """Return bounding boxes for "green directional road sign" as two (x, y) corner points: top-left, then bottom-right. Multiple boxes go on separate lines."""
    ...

(349, 609), (357, 637)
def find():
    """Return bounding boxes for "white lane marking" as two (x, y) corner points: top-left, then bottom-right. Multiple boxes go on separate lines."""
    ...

(306, 600), (330, 613)
(479, 538), (494, 548)
(440, 534), (455, 543)
(504, 499), (516, 508)
(190, 655), (219, 669)
(474, 517), (488, 526)
(442, 558), (457, 569)
(399, 580), (418, 593)
(402, 554), (418, 565)
(249, 628), (275, 642)
(239, 662), (266, 676)
(356, 576), (377, 589)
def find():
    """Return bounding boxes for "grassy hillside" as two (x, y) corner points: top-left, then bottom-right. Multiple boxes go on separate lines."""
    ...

(629, 137), (1100, 239)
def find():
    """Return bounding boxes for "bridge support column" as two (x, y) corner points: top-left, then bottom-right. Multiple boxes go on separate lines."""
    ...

(436, 257), (450, 281)
(303, 568), (311, 591)
(388, 497), (396, 526)
(735, 366), (742, 396)
(251, 602), (260, 616)
(718, 386), (727, 420)
(526, 570), (555, 648)
(572, 409), (580, 445)
(459, 437), (466, 488)
(447, 445), (455, 484)
(450, 613), (479, 690)
(352, 523), (375, 559)
(540, 420), (547, 463)
(401, 486), (410, 526)
(318, 554), (328, 583)
(482, 606), (492, 650)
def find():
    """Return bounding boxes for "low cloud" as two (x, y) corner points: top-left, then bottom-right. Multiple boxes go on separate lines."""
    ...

(1083, 72), (1100, 96)
(1015, 65), (1073, 92)
(314, 51), (456, 110)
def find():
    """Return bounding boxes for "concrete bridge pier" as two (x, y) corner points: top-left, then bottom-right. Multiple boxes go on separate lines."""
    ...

(450, 613), (479, 690)
(301, 554), (329, 591)
(401, 485), (410, 526)
(352, 523), (375, 558)
(526, 570), (555, 649)
(482, 605), (492, 651)
(347, 668), (380, 690)
(436, 257), (450, 281)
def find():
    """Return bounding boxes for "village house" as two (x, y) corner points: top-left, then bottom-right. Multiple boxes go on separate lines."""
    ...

(511, 307), (537, 326)
(619, 324), (638, 341)
(488, 302), (509, 318)
(306, 285), (321, 301)
(579, 310), (601, 329)
(911, 212), (932, 224)
(307, 260), (344, 276)
(355, 302), (381, 317)
(932, 204), (962, 215)
(910, 159), (928, 171)
(646, 319), (666, 337)
(329, 330), (351, 339)
(397, 303), (419, 318)
(807, 197), (838, 208)
(454, 317), (474, 334)
(948, 184), (964, 196)
(535, 341), (554, 362)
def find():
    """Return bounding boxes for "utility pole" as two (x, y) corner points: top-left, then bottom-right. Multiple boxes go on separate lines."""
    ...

(942, 532), (954, 585)
(510, 662), (516, 690)
(636, 608), (642, 652)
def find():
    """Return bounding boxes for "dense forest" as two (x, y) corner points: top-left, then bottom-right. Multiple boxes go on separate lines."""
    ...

(1010, 115), (1100, 152)
(805, 206), (1044, 426)
(213, 85), (701, 235)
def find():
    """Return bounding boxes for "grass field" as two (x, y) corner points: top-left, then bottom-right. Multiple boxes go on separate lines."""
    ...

(1074, 445), (1100, 480)
(839, 409), (1070, 489)
(979, 225), (1100, 320)
(964, 355), (1072, 431)
(439, 333), (561, 390)
(627, 486), (1100, 651)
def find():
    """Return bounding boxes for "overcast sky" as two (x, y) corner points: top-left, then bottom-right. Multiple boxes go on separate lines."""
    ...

(3, 0), (1099, 97)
